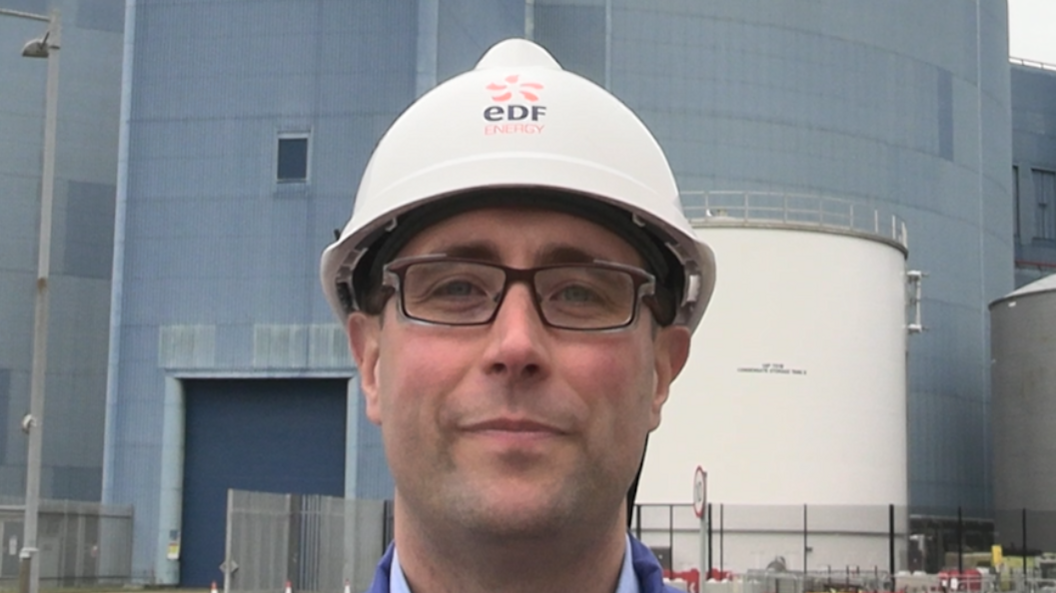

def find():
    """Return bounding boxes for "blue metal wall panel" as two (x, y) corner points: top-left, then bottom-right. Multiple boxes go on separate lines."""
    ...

(436, 0), (522, 82)
(75, 0), (123, 32)
(0, 369), (10, 465)
(534, 4), (605, 86)
(0, 0), (123, 500)
(1011, 65), (1056, 285)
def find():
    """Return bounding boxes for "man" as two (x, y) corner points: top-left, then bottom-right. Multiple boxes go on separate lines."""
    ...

(320, 38), (716, 593)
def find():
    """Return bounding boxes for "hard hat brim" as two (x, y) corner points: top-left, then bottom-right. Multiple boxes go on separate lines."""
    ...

(320, 150), (716, 330)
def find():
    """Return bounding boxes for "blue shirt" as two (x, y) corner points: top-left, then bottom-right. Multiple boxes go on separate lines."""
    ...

(365, 533), (681, 593)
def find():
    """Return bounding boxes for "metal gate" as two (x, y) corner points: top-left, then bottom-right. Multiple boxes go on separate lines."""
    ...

(0, 499), (133, 588)
(223, 490), (389, 593)
(180, 378), (347, 586)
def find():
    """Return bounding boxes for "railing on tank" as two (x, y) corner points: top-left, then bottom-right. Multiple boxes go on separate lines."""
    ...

(1009, 56), (1056, 71)
(681, 190), (908, 248)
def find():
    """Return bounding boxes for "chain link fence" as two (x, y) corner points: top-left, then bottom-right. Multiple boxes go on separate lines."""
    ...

(0, 498), (133, 591)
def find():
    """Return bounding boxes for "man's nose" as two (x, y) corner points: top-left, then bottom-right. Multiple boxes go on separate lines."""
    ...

(481, 282), (550, 380)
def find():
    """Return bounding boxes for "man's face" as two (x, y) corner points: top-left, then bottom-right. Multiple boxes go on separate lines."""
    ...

(347, 206), (690, 541)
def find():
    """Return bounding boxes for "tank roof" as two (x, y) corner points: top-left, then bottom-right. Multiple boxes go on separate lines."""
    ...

(991, 273), (1056, 307)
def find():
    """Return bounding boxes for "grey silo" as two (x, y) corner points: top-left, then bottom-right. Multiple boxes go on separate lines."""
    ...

(0, 0), (123, 501)
(991, 275), (1056, 551)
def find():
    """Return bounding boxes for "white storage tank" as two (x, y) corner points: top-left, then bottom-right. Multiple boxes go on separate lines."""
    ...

(991, 274), (1056, 552)
(638, 192), (912, 573)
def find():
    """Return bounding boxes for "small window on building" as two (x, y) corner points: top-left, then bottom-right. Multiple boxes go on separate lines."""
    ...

(277, 134), (309, 182)
(1033, 168), (1056, 241)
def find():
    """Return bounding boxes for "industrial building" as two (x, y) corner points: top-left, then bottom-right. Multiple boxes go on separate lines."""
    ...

(4, 0), (1056, 587)
(987, 57), (1056, 566)
(0, 0), (124, 501)
(1011, 60), (1056, 285)
(102, 0), (1012, 583)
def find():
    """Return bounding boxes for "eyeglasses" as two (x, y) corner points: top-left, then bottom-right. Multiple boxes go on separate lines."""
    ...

(379, 256), (661, 331)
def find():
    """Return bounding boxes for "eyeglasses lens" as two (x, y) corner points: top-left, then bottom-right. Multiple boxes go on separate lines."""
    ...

(399, 261), (637, 329)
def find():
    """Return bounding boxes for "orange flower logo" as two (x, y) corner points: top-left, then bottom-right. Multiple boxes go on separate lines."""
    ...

(486, 75), (544, 102)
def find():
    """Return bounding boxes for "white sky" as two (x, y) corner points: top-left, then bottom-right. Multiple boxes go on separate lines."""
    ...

(1008, 0), (1056, 65)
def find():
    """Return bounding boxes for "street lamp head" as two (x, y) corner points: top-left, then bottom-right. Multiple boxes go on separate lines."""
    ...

(21, 31), (51, 58)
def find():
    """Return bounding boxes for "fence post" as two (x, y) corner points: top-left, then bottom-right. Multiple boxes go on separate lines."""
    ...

(707, 503), (713, 575)
(668, 504), (674, 561)
(286, 494), (301, 591)
(889, 504), (895, 577)
(803, 504), (809, 574)
(1022, 507), (1028, 574)
(957, 506), (963, 574)
(383, 499), (395, 550)
(635, 503), (641, 541)
(720, 504), (724, 572)
(223, 489), (233, 593)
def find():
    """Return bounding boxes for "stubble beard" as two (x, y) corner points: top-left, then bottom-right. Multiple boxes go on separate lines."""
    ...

(416, 453), (630, 547)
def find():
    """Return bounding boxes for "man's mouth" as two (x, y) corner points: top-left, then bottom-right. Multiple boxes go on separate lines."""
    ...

(464, 418), (566, 434)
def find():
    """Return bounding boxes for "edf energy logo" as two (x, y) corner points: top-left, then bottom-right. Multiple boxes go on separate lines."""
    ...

(483, 75), (546, 135)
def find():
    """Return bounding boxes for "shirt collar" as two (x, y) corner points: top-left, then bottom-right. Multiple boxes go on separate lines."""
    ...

(389, 546), (412, 593)
(388, 533), (640, 593)
(615, 533), (642, 593)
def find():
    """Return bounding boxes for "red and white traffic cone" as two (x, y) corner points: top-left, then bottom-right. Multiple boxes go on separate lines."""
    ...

(284, 580), (292, 593)
(343, 579), (351, 593)
(211, 582), (218, 593)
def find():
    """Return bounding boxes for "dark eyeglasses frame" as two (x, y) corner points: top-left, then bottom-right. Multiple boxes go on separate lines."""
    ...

(377, 255), (663, 331)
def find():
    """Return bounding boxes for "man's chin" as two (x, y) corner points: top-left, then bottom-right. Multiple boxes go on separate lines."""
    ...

(453, 492), (576, 540)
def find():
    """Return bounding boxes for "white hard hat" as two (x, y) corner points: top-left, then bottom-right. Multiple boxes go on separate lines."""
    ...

(320, 38), (716, 331)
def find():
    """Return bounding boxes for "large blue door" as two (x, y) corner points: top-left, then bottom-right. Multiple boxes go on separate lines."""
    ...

(179, 379), (346, 587)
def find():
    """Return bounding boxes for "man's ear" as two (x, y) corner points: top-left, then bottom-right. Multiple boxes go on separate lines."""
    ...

(649, 325), (691, 430)
(347, 312), (382, 425)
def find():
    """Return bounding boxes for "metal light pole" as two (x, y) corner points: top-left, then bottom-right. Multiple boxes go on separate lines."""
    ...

(0, 8), (61, 593)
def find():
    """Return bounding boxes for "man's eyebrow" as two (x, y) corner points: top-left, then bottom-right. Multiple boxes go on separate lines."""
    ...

(537, 245), (604, 265)
(424, 241), (501, 261)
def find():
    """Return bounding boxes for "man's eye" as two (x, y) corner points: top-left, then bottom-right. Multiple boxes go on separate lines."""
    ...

(431, 279), (484, 298)
(553, 285), (601, 303)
